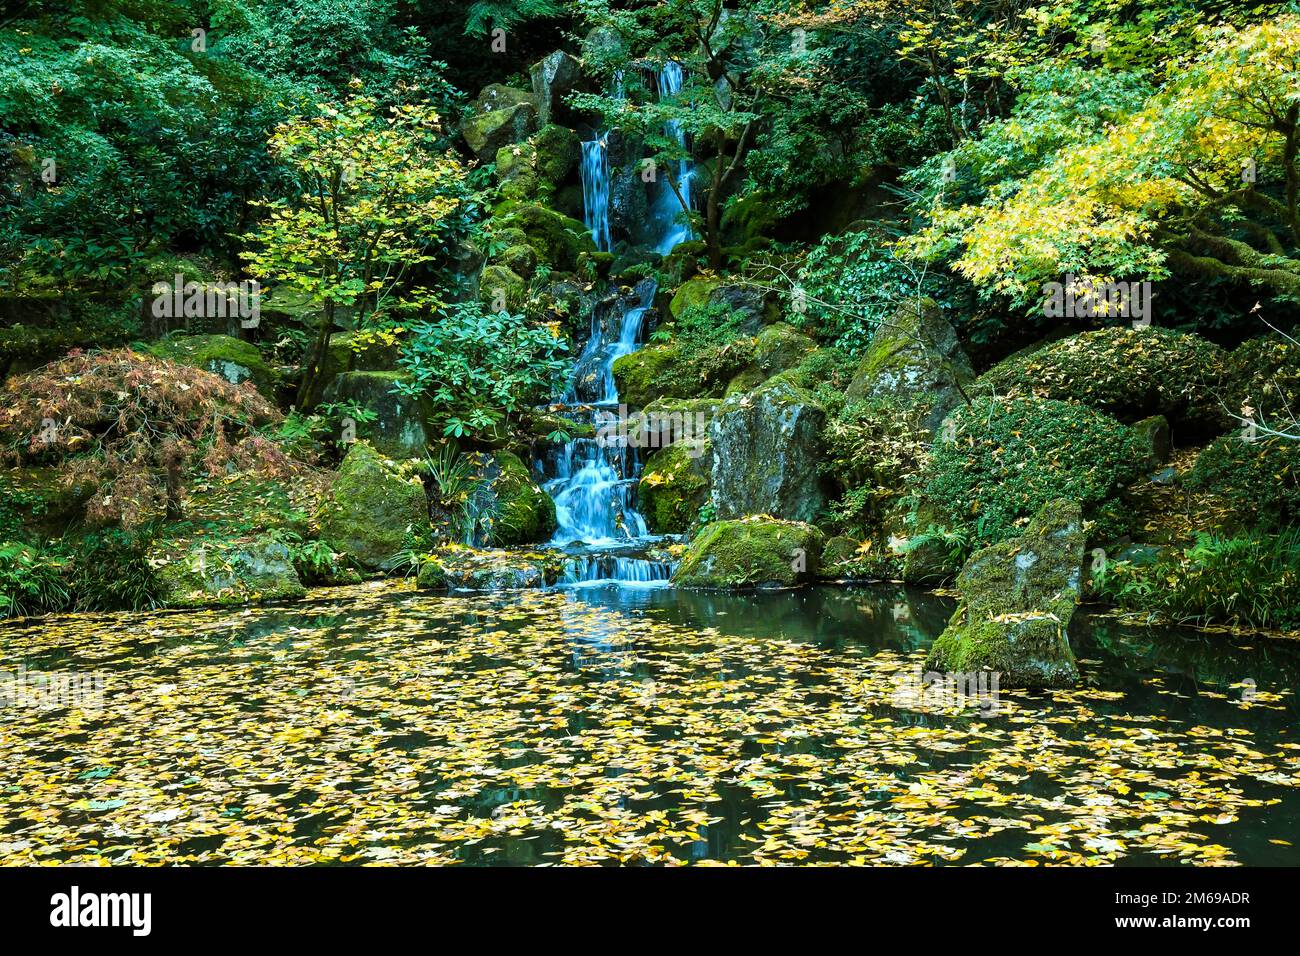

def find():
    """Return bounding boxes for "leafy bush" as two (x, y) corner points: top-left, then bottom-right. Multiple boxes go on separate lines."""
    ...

(0, 349), (286, 528)
(661, 301), (752, 351)
(1187, 435), (1300, 527)
(0, 542), (71, 618)
(1229, 333), (1300, 431)
(794, 226), (960, 354)
(397, 304), (569, 438)
(979, 327), (1231, 431)
(69, 528), (159, 612)
(917, 395), (1146, 544)
(1096, 530), (1300, 630)
(822, 398), (932, 536)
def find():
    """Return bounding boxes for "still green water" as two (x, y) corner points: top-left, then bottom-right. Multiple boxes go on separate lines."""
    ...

(1, 581), (1297, 865)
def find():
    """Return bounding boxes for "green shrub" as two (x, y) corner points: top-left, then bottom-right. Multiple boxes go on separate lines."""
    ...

(1096, 530), (1300, 630)
(661, 301), (752, 350)
(822, 398), (932, 537)
(918, 395), (1146, 544)
(1229, 333), (1300, 429)
(978, 327), (1231, 432)
(70, 529), (160, 612)
(1186, 434), (1300, 526)
(0, 542), (71, 618)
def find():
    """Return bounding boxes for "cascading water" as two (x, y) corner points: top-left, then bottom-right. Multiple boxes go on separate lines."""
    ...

(540, 280), (675, 586)
(649, 61), (696, 255)
(538, 60), (700, 587)
(580, 137), (612, 252)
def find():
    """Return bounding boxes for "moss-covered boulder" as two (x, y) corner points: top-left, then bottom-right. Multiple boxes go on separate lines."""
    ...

(725, 323), (818, 395)
(1228, 333), (1300, 427)
(146, 333), (278, 398)
(919, 395), (1146, 545)
(494, 201), (596, 272)
(461, 85), (538, 159)
(320, 442), (428, 571)
(979, 327), (1231, 434)
(926, 499), (1084, 688)
(672, 517), (823, 589)
(669, 276), (724, 319)
(320, 371), (431, 460)
(416, 546), (561, 591)
(612, 343), (691, 408)
(479, 263), (529, 312)
(638, 437), (713, 534)
(466, 450), (557, 546)
(710, 378), (827, 522)
(494, 125), (580, 202)
(153, 536), (305, 608)
(846, 298), (973, 433)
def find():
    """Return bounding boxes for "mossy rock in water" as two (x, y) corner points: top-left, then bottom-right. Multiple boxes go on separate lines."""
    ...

(926, 498), (1084, 688)
(416, 546), (561, 591)
(146, 333), (278, 398)
(845, 297), (973, 434)
(466, 450), (557, 546)
(320, 371), (431, 460)
(978, 326), (1231, 435)
(710, 377), (827, 523)
(672, 517), (823, 589)
(319, 442), (429, 571)
(639, 437), (713, 534)
(920, 395), (1146, 545)
(152, 536), (305, 608)
(494, 202), (595, 272)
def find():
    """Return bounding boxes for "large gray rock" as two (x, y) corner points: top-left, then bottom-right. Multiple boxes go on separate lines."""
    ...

(710, 378), (826, 522)
(926, 498), (1085, 688)
(320, 442), (429, 571)
(417, 548), (560, 591)
(320, 371), (430, 459)
(530, 51), (583, 127)
(847, 297), (974, 433)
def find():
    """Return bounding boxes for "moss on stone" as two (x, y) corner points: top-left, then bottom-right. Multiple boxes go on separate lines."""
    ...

(612, 343), (690, 408)
(319, 441), (429, 571)
(495, 202), (595, 272)
(152, 535), (305, 608)
(639, 438), (713, 534)
(672, 517), (823, 589)
(146, 333), (278, 397)
(486, 450), (557, 546)
(415, 545), (561, 591)
(669, 276), (724, 319)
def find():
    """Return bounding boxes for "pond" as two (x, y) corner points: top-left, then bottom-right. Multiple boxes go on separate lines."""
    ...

(1, 581), (1298, 866)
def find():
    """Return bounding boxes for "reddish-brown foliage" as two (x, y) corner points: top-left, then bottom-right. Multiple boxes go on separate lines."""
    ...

(0, 349), (288, 528)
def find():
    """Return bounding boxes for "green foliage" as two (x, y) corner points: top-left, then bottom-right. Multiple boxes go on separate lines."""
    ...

(795, 227), (959, 353)
(1187, 435), (1300, 527)
(822, 398), (932, 537)
(0, 541), (70, 618)
(1097, 530), (1300, 630)
(396, 304), (569, 438)
(464, 1), (563, 37)
(418, 444), (482, 544)
(919, 395), (1146, 544)
(662, 301), (751, 351)
(68, 528), (159, 612)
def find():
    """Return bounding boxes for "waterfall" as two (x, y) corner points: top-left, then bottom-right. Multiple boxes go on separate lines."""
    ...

(649, 61), (696, 255)
(544, 282), (654, 547)
(580, 137), (612, 253)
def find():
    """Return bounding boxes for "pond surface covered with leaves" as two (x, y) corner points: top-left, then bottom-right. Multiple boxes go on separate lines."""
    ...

(2, 581), (1299, 866)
